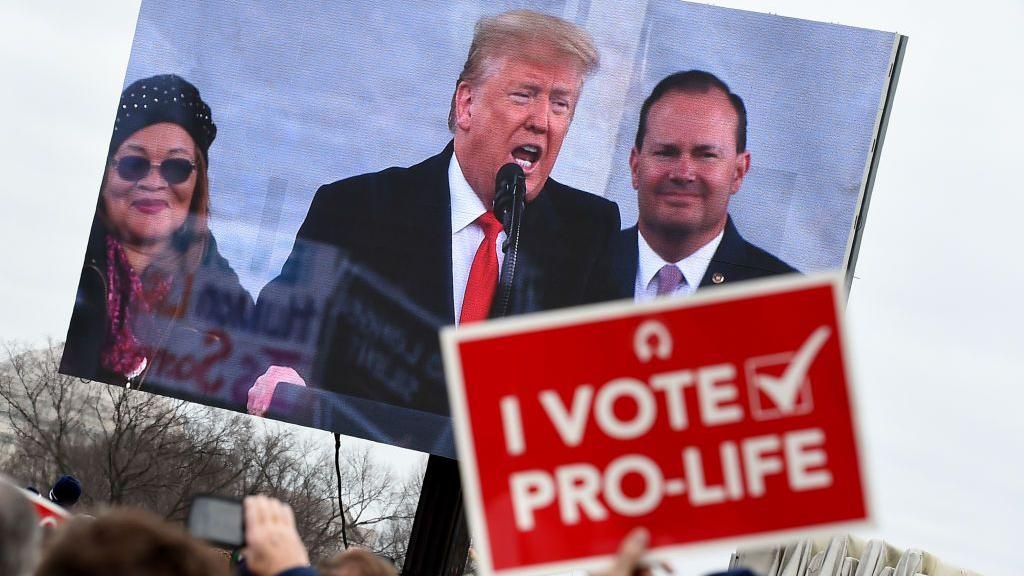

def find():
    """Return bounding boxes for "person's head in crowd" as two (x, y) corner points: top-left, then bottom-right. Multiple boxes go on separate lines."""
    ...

(630, 70), (751, 262)
(0, 476), (41, 576)
(319, 547), (398, 576)
(95, 73), (217, 379)
(449, 10), (600, 204)
(35, 508), (227, 576)
(48, 474), (82, 509)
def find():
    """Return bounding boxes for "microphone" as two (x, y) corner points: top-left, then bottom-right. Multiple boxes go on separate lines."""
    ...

(492, 163), (527, 318)
(494, 163), (525, 233)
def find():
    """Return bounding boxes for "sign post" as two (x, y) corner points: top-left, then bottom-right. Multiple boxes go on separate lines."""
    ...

(441, 275), (869, 576)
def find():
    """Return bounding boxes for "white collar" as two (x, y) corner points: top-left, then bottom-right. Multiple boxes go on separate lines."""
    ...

(637, 227), (725, 291)
(449, 153), (487, 234)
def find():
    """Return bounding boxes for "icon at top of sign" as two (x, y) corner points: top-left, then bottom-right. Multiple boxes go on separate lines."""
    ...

(633, 320), (673, 363)
(746, 326), (831, 420)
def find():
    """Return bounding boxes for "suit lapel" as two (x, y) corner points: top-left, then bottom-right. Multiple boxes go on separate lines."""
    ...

(699, 217), (744, 288)
(392, 145), (455, 324)
(506, 186), (576, 315)
(509, 189), (554, 315)
(612, 226), (640, 299)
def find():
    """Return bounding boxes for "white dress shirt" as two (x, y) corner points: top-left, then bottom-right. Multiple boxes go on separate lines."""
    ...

(634, 228), (724, 302)
(449, 154), (506, 325)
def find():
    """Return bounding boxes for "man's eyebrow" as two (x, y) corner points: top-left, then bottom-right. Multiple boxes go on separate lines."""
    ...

(651, 142), (681, 152)
(693, 143), (725, 153)
(550, 87), (575, 100)
(511, 81), (541, 92)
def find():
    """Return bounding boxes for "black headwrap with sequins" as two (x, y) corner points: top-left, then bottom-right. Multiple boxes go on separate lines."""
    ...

(108, 74), (217, 163)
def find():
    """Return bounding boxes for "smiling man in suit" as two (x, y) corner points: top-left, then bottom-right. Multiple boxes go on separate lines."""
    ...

(603, 70), (796, 303)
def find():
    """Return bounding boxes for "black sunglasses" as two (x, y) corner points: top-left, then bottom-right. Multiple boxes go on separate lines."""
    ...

(112, 156), (196, 185)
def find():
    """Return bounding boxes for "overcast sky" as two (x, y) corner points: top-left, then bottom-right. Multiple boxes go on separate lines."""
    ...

(2, 1), (1023, 575)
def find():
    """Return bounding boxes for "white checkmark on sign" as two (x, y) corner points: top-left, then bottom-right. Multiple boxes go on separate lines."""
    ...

(752, 326), (832, 413)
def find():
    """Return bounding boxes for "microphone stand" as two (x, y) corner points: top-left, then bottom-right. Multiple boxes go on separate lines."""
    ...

(492, 163), (527, 319)
(404, 164), (527, 576)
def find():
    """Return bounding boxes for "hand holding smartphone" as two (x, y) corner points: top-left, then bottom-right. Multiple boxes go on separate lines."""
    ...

(189, 494), (311, 576)
(187, 494), (244, 549)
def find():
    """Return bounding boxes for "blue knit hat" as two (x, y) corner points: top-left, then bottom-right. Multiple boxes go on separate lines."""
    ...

(49, 474), (82, 508)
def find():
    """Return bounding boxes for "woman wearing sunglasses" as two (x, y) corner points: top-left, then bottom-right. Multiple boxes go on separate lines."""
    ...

(62, 74), (252, 395)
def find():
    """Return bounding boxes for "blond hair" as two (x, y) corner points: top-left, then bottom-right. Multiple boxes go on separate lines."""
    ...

(447, 10), (600, 131)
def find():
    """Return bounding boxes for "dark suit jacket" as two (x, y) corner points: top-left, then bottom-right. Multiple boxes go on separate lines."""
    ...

(257, 142), (620, 414)
(599, 217), (798, 299)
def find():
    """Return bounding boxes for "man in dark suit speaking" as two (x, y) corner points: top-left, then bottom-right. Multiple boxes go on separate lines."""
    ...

(601, 71), (796, 302)
(248, 11), (619, 421)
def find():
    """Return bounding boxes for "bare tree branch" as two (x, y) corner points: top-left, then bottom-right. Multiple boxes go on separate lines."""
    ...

(0, 341), (426, 568)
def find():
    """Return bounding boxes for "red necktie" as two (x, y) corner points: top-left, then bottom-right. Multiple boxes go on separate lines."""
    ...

(460, 212), (503, 324)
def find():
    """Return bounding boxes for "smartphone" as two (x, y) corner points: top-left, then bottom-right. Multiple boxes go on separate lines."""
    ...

(187, 494), (244, 549)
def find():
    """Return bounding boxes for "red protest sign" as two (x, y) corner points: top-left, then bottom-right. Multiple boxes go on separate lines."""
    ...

(441, 275), (868, 576)
(23, 489), (71, 527)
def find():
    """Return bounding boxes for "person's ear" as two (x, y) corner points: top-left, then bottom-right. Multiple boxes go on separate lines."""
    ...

(731, 150), (751, 194)
(629, 146), (641, 190)
(454, 81), (475, 131)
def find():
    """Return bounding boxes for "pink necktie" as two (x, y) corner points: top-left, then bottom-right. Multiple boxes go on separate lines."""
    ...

(655, 264), (684, 296)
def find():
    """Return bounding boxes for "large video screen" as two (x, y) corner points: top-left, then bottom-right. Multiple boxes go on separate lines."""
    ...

(60, 0), (902, 457)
